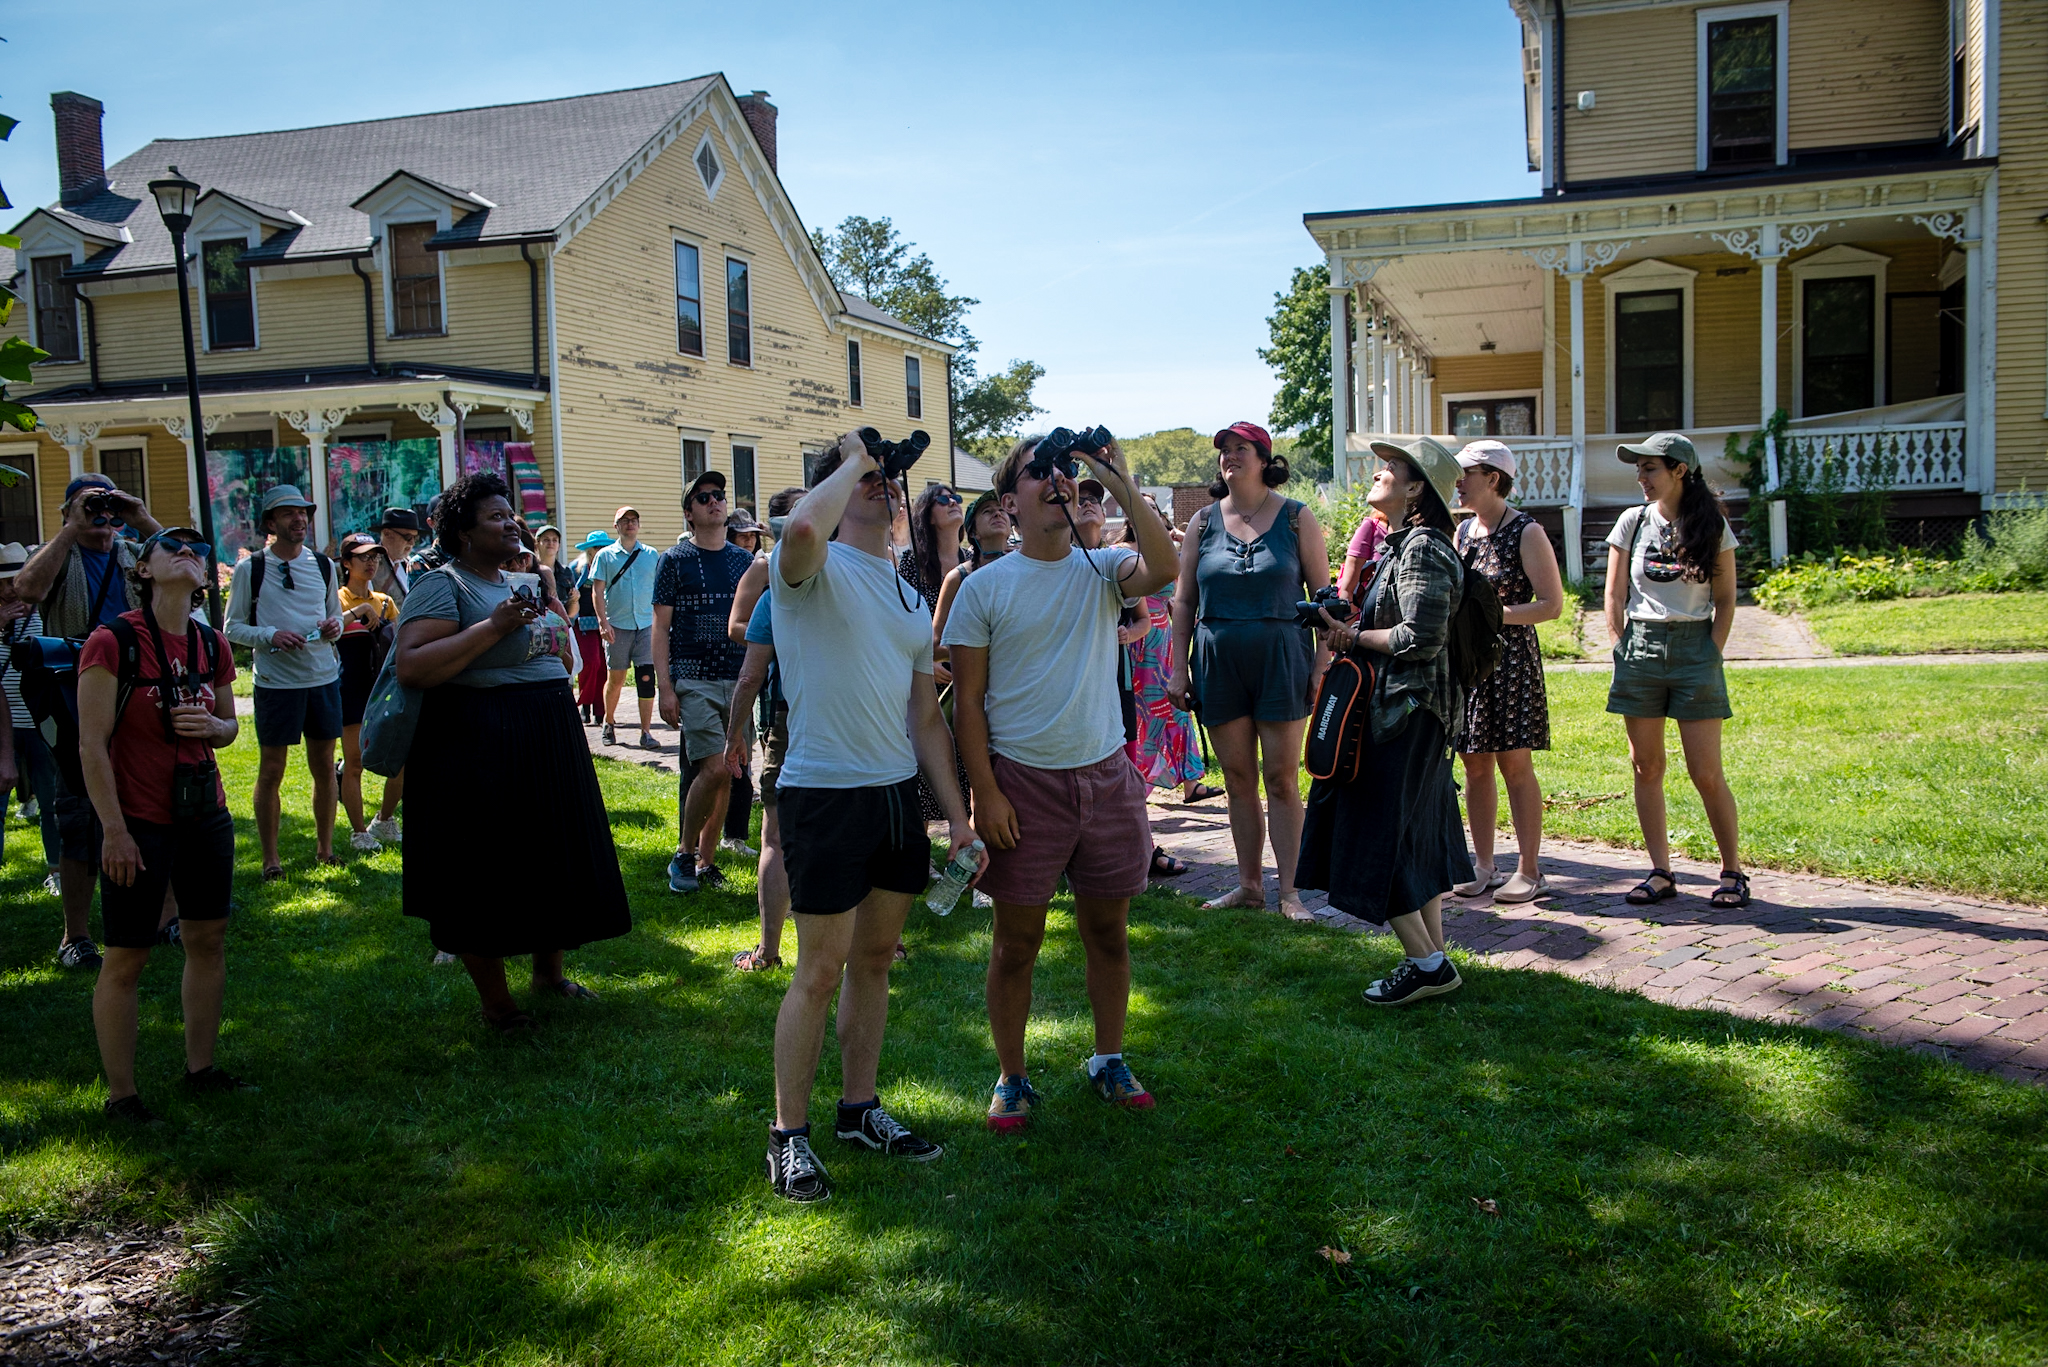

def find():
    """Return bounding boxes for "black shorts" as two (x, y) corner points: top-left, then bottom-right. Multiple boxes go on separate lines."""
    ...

(100, 807), (235, 948)
(778, 776), (929, 915)
(254, 681), (344, 747)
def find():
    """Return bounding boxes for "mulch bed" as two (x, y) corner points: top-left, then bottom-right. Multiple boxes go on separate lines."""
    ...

(0, 1227), (256, 1364)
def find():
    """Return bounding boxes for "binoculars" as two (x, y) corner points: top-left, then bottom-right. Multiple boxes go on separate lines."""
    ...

(859, 428), (931, 479)
(1294, 585), (1355, 630)
(1026, 425), (1114, 480)
(80, 492), (125, 527)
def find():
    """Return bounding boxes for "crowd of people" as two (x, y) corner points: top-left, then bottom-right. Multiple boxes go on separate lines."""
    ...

(1, 419), (1750, 1200)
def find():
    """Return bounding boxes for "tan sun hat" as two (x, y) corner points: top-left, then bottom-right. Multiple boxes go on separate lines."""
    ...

(1367, 436), (1462, 513)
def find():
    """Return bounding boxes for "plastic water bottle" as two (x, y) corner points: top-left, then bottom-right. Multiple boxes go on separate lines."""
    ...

(926, 840), (985, 916)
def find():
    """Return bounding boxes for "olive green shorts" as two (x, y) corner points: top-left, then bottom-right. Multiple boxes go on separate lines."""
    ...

(1606, 619), (1732, 721)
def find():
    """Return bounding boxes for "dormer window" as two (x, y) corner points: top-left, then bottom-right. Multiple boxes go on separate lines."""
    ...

(202, 240), (255, 350)
(391, 222), (442, 335)
(31, 256), (81, 362)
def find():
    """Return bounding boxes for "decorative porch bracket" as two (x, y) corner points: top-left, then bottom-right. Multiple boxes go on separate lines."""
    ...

(281, 407), (357, 551)
(161, 412), (226, 542)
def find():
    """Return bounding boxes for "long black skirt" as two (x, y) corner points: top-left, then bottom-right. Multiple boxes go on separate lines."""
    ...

(1295, 707), (1474, 925)
(402, 678), (632, 957)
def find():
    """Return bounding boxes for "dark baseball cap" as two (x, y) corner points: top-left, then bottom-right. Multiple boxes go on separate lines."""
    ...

(686, 469), (728, 500)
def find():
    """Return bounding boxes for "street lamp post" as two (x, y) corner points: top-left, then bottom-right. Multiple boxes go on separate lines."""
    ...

(147, 166), (223, 628)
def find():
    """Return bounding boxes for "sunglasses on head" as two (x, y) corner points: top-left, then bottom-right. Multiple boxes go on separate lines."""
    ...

(692, 489), (727, 506)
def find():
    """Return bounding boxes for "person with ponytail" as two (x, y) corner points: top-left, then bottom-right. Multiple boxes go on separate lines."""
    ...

(1603, 432), (1747, 909)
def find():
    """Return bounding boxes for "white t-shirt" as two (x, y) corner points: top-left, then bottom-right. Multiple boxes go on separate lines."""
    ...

(1606, 504), (1739, 622)
(943, 544), (1139, 771)
(770, 540), (933, 790)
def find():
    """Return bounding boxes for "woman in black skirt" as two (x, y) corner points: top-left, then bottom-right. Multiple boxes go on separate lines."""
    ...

(394, 472), (631, 1032)
(1297, 436), (1475, 1007)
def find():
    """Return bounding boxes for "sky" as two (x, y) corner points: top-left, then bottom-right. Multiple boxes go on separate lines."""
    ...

(2, 0), (1537, 438)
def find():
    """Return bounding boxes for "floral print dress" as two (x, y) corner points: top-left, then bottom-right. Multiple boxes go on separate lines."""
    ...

(1125, 593), (1206, 788)
(1455, 509), (1551, 754)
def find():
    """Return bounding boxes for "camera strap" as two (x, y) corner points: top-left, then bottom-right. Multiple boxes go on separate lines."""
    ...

(139, 614), (203, 747)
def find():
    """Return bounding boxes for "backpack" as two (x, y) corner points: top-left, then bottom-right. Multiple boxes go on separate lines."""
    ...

(16, 617), (222, 798)
(246, 550), (334, 625)
(1440, 524), (1504, 690)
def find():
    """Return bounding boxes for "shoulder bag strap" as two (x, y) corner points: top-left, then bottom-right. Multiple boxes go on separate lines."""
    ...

(247, 554), (266, 625)
(608, 544), (644, 589)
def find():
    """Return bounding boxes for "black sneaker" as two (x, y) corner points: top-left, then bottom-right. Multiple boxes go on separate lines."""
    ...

(58, 937), (103, 970)
(695, 864), (725, 890)
(836, 1103), (943, 1161)
(156, 919), (182, 948)
(183, 1065), (259, 1095)
(104, 1094), (165, 1127)
(766, 1129), (833, 1203)
(600, 720), (617, 746)
(1364, 957), (1463, 1007)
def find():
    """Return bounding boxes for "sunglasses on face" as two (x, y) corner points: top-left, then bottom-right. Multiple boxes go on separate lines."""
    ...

(385, 529), (418, 545)
(148, 537), (212, 561)
(930, 490), (962, 506)
(692, 490), (727, 506)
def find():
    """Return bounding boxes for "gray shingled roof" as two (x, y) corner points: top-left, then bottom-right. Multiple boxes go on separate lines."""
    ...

(839, 291), (934, 342)
(10, 77), (719, 278)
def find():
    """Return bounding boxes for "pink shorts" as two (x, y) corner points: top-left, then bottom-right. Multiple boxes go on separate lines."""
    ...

(980, 751), (1153, 906)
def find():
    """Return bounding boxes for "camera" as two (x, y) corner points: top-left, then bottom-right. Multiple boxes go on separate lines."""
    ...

(858, 427), (930, 479)
(80, 492), (125, 528)
(503, 572), (543, 607)
(1026, 425), (1114, 481)
(1295, 585), (1354, 630)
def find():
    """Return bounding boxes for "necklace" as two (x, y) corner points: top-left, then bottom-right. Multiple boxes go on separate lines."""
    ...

(1226, 488), (1275, 534)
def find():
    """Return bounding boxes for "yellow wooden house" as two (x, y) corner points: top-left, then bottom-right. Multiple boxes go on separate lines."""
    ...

(1303, 0), (2035, 577)
(4, 79), (954, 554)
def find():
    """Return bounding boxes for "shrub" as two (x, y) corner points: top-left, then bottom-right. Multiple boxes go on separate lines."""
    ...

(1957, 498), (2048, 590)
(1753, 502), (2046, 613)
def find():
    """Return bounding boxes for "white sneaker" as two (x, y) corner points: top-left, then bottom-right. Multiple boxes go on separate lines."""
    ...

(349, 829), (383, 853)
(368, 818), (402, 844)
(43, 871), (62, 896)
(432, 951), (458, 965)
(720, 836), (757, 857)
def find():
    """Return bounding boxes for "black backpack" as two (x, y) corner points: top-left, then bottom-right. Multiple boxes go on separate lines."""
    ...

(1441, 525), (1504, 690)
(246, 550), (334, 624)
(14, 618), (223, 798)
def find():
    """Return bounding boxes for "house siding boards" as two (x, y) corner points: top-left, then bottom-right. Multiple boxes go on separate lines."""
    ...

(1436, 351), (1544, 396)
(1787, 0), (1948, 150)
(1563, 5), (1698, 182)
(1993, 0), (2048, 493)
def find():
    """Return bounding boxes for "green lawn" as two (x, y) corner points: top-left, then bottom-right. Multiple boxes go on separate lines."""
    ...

(1452, 663), (2048, 905)
(4, 743), (2047, 1364)
(1802, 592), (2048, 656)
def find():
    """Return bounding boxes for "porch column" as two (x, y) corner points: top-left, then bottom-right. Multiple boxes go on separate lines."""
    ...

(1962, 204), (1986, 494)
(1366, 309), (1383, 433)
(1397, 349), (1413, 434)
(1414, 365), (1428, 436)
(1326, 282), (1351, 489)
(1566, 241), (1589, 582)
(411, 402), (460, 489)
(45, 423), (88, 481)
(1758, 223), (1788, 563)
(282, 407), (352, 552)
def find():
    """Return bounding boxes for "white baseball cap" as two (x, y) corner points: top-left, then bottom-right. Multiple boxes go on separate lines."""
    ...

(1456, 439), (1517, 479)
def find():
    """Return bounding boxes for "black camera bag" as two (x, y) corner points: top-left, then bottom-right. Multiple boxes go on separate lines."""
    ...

(1304, 652), (1376, 784)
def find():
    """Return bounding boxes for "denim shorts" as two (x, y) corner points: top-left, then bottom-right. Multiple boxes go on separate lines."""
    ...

(1606, 619), (1732, 721)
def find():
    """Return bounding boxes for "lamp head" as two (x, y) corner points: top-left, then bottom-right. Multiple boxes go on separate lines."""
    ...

(148, 166), (200, 236)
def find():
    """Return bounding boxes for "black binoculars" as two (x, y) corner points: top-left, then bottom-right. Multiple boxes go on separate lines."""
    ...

(1026, 425), (1114, 480)
(1294, 585), (1355, 630)
(80, 492), (125, 527)
(859, 428), (930, 479)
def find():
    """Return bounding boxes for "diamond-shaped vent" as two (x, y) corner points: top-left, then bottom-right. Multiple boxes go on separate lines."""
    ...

(696, 141), (722, 193)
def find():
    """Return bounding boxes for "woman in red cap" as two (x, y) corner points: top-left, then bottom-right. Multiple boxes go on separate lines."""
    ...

(1167, 421), (1329, 920)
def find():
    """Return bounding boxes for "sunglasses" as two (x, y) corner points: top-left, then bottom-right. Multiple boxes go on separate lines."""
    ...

(929, 490), (962, 506)
(147, 536), (212, 561)
(692, 489), (727, 506)
(383, 529), (418, 544)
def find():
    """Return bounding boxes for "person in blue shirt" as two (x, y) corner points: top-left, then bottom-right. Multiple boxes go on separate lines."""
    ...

(589, 506), (662, 750)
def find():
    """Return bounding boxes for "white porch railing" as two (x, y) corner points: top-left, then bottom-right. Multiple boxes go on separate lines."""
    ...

(1775, 422), (1967, 492)
(1344, 436), (1580, 507)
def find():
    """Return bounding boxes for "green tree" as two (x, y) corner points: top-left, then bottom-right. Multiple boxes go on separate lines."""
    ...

(0, 90), (46, 440)
(811, 215), (1045, 452)
(1121, 428), (1217, 487)
(1259, 263), (1333, 483)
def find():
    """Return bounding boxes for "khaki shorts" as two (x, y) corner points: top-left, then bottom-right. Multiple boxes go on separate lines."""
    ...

(760, 701), (790, 807)
(1606, 618), (1731, 722)
(673, 676), (743, 764)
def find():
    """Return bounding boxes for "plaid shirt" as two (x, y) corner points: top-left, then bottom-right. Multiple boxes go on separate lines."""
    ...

(1361, 526), (1464, 744)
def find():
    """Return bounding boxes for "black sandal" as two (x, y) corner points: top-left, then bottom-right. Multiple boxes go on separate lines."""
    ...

(485, 1009), (537, 1034)
(1150, 846), (1189, 878)
(1625, 869), (1677, 905)
(1181, 784), (1223, 805)
(1710, 870), (1751, 908)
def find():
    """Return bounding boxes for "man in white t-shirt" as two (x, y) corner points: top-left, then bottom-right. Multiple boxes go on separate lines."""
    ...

(762, 430), (981, 1204)
(942, 430), (1178, 1134)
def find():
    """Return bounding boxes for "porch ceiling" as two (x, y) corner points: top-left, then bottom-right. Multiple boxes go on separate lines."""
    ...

(1371, 252), (1546, 356)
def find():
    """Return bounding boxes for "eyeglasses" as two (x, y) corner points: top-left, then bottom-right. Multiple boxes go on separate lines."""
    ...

(384, 529), (417, 545)
(146, 536), (211, 561)
(691, 490), (727, 506)
(930, 489), (962, 506)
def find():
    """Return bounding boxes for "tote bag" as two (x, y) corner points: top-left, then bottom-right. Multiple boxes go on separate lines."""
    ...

(360, 565), (468, 777)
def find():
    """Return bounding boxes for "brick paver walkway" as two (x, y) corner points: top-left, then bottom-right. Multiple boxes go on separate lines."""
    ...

(578, 717), (2048, 1087)
(1147, 800), (2048, 1086)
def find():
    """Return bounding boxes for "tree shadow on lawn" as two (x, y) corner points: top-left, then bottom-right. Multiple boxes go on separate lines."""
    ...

(3, 831), (2046, 1364)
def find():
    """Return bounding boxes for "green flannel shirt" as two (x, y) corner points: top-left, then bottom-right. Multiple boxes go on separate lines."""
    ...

(1360, 526), (1464, 744)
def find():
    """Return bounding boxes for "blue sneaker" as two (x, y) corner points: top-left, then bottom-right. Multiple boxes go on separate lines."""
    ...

(986, 1074), (1042, 1133)
(667, 854), (699, 894)
(1088, 1056), (1154, 1109)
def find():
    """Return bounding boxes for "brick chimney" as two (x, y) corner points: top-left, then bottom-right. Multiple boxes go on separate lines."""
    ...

(736, 91), (777, 173)
(53, 92), (108, 206)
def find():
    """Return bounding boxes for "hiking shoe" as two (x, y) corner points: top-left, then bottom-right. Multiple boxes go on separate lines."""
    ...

(368, 818), (402, 844)
(639, 732), (661, 751)
(349, 829), (383, 853)
(59, 937), (103, 970)
(766, 1130), (833, 1204)
(720, 836), (757, 857)
(1363, 957), (1463, 1007)
(183, 1065), (258, 1095)
(600, 721), (617, 746)
(1089, 1057), (1155, 1109)
(986, 1074), (1042, 1134)
(105, 1095), (165, 1128)
(667, 855), (699, 894)
(836, 1103), (943, 1161)
(156, 919), (182, 948)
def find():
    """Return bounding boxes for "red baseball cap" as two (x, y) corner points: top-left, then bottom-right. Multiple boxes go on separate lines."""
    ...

(1212, 422), (1273, 460)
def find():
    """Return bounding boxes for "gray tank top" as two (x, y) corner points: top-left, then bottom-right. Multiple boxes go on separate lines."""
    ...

(1195, 497), (1305, 624)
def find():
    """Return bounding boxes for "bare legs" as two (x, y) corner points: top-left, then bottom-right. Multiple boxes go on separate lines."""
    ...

(1205, 715), (1309, 912)
(1459, 748), (1543, 878)
(254, 739), (339, 868)
(339, 723), (368, 834)
(602, 668), (654, 736)
(1624, 715), (1741, 879)
(93, 916), (228, 1103)
(680, 754), (732, 871)
(756, 804), (789, 961)
(987, 896), (1131, 1079)
(461, 950), (569, 1025)
(1386, 895), (1447, 960)
(773, 892), (913, 1129)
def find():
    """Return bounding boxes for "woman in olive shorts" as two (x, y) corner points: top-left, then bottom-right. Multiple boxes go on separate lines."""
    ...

(1603, 432), (1747, 909)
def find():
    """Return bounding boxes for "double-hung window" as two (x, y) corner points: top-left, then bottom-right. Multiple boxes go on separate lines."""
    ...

(1803, 278), (1877, 415)
(390, 222), (442, 335)
(727, 259), (752, 366)
(731, 444), (757, 511)
(675, 242), (703, 356)
(847, 340), (864, 406)
(30, 256), (81, 362)
(1614, 290), (1684, 431)
(203, 240), (255, 349)
(904, 355), (923, 419)
(1698, 6), (1783, 170)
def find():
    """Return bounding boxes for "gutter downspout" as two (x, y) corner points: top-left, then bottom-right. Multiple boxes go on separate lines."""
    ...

(350, 253), (379, 375)
(1552, 2), (1567, 195)
(78, 291), (101, 391)
(545, 245), (568, 527)
(520, 244), (542, 390)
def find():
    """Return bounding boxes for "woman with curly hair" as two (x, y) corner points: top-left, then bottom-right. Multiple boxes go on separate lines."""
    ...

(1603, 433), (1745, 910)
(394, 472), (630, 1031)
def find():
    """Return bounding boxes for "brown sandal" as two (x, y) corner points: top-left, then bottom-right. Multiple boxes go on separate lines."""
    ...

(732, 947), (783, 972)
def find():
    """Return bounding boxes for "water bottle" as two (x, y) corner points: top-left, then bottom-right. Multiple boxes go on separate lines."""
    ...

(926, 840), (986, 916)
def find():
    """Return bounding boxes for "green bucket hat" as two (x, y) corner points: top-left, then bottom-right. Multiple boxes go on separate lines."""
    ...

(1367, 436), (1462, 515)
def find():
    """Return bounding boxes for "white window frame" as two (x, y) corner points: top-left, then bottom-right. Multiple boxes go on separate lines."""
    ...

(1440, 389), (1545, 437)
(25, 253), (87, 366)
(1602, 258), (1697, 432)
(673, 235), (705, 357)
(693, 132), (726, 202)
(904, 353), (923, 419)
(0, 439), (46, 541)
(1789, 244), (1890, 418)
(1696, 1), (1789, 173)
(725, 255), (753, 368)
(91, 436), (150, 505)
(679, 428), (712, 506)
(354, 177), (465, 340)
(727, 436), (760, 511)
(384, 220), (449, 340)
